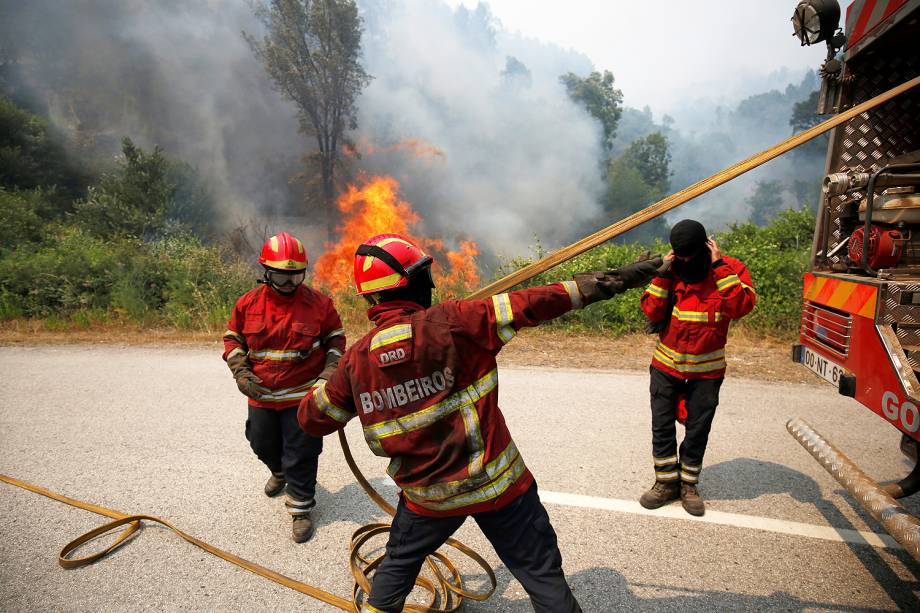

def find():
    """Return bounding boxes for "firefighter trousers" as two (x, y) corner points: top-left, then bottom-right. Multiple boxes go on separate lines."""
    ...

(649, 366), (723, 483)
(366, 482), (582, 613)
(245, 405), (322, 514)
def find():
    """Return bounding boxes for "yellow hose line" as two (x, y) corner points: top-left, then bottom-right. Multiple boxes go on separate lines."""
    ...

(466, 74), (920, 300)
(1, 436), (496, 612)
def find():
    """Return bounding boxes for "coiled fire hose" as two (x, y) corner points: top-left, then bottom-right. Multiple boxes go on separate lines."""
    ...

(0, 431), (496, 613)
(2, 74), (919, 611)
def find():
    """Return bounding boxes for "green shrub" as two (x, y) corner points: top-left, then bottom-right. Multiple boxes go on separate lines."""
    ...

(0, 226), (255, 329)
(151, 234), (255, 330)
(0, 226), (126, 316)
(72, 138), (217, 240)
(0, 188), (46, 251)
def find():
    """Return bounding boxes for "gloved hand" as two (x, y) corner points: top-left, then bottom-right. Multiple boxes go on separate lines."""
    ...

(317, 354), (340, 382)
(609, 252), (665, 290)
(227, 353), (269, 400)
(573, 271), (625, 305)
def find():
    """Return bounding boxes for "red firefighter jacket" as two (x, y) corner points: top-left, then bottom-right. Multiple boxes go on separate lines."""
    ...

(223, 284), (346, 410)
(297, 281), (585, 517)
(640, 256), (755, 380)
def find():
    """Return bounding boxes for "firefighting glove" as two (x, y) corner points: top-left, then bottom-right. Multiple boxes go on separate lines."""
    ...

(317, 352), (340, 382)
(610, 252), (664, 290)
(227, 352), (269, 400)
(573, 271), (625, 306)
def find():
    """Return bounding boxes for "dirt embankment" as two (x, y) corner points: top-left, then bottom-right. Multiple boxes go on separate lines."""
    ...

(0, 320), (812, 384)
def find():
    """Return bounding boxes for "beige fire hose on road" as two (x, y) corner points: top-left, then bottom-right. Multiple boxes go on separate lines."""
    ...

(2, 74), (919, 611)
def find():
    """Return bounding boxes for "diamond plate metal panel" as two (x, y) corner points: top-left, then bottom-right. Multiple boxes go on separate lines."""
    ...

(906, 351), (920, 371)
(896, 324), (920, 346)
(880, 283), (920, 324)
(815, 35), (920, 270)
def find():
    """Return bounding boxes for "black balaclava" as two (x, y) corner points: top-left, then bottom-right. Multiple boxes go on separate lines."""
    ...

(371, 265), (435, 309)
(670, 219), (711, 284)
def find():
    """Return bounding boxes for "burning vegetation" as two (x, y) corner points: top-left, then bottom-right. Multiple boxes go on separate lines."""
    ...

(344, 138), (446, 161)
(313, 175), (480, 299)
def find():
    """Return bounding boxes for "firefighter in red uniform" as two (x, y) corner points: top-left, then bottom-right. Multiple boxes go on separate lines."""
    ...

(297, 233), (661, 613)
(223, 231), (346, 542)
(638, 219), (756, 516)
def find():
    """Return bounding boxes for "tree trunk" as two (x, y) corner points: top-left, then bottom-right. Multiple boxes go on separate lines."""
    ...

(322, 152), (336, 242)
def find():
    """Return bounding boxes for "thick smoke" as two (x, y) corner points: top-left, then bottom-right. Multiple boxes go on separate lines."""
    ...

(1, 0), (308, 243)
(1, 0), (818, 260)
(1, 0), (606, 259)
(618, 70), (825, 229)
(353, 0), (605, 257)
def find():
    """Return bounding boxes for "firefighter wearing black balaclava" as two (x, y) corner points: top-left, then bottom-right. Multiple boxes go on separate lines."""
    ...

(638, 219), (756, 516)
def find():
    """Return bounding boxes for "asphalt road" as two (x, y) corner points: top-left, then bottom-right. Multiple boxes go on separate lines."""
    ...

(1, 345), (919, 612)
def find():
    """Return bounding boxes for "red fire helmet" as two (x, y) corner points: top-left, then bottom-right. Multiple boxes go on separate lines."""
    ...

(354, 234), (432, 295)
(259, 231), (308, 271)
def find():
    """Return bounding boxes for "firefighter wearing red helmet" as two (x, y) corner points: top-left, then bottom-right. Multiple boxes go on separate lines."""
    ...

(297, 233), (662, 613)
(222, 231), (346, 543)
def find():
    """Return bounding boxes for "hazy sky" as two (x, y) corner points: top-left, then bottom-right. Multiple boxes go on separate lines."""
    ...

(447, 1), (831, 112)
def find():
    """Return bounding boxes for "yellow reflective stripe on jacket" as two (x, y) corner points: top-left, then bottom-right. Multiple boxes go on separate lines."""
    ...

(323, 328), (345, 341)
(402, 441), (521, 502)
(314, 381), (352, 422)
(654, 349), (726, 373)
(671, 307), (722, 323)
(645, 283), (668, 299)
(461, 404), (485, 477)
(361, 604), (386, 613)
(362, 369), (499, 443)
(223, 329), (245, 344)
(256, 381), (316, 403)
(491, 293), (515, 343)
(369, 324), (412, 351)
(655, 342), (725, 364)
(402, 441), (526, 510)
(226, 347), (246, 360)
(716, 274), (741, 291)
(561, 280), (583, 309)
(249, 342), (320, 361)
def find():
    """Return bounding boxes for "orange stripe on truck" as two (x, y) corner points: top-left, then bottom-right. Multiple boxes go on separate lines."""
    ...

(802, 273), (877, 319)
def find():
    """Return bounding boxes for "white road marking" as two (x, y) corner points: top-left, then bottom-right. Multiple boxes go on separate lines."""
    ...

(540, 490), (900, 550)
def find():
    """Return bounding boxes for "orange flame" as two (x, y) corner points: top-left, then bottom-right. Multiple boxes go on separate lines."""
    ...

(344, 138), (446, 160)
(313, 175), (479, 298)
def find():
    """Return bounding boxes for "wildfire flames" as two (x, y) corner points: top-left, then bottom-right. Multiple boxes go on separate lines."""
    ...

(313, 175), (479, 298)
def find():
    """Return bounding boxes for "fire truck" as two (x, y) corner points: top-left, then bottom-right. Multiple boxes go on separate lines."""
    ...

(787, 0), (920, 556)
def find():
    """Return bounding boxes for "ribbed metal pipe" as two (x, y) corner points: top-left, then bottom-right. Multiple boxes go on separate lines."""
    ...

(786, 417), (920, 562)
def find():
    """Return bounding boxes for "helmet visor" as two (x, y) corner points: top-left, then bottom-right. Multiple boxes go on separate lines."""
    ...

(266, 269), (305, 289)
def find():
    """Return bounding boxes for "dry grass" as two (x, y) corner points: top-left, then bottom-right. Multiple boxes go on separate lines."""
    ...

(0, 319), (809, 383)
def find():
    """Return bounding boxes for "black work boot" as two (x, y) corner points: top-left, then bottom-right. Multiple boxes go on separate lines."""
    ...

(264, 472), (286, 497)
(681, 482), (705, 516)
(639, 481), (681, 509)
(292, 513), (315, 543)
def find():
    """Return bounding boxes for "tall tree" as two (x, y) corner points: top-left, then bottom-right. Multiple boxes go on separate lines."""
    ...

(789, 89), (827, 157)
(246, 0), (371, 235)
(560, 70), (623, 153)
(620, 132), (671, 195)
(605, 133), (672, 241)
